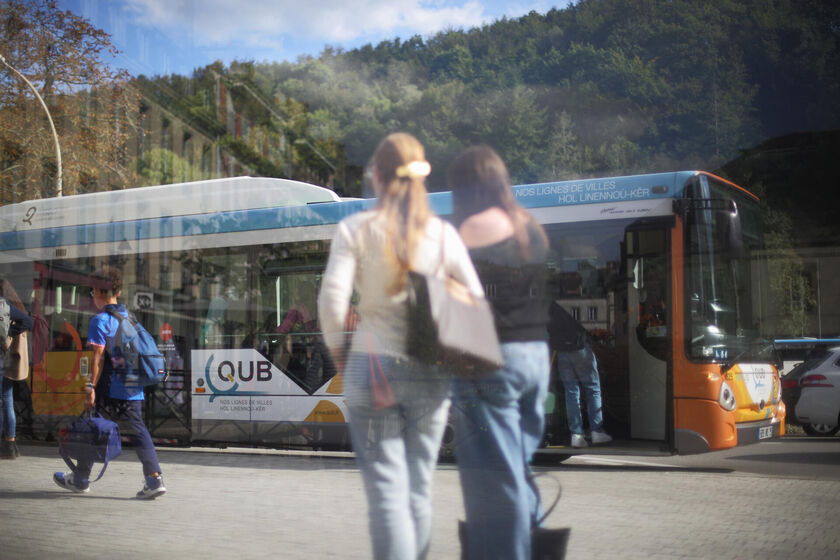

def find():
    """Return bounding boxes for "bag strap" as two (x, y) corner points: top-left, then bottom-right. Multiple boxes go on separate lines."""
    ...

(105, 307), (136, 326)
(531, 471), (563, 527)
(59, 449), (109, 483)
(89, 456), (111, 483)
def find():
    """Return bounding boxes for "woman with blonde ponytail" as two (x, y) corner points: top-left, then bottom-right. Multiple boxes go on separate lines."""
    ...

(318, 133), (483, 560)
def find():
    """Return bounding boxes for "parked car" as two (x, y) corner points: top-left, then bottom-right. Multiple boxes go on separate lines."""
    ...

(781, 346), (840, 436)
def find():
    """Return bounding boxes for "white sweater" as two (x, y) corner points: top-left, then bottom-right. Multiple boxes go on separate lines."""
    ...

(317, 210), (483, 358)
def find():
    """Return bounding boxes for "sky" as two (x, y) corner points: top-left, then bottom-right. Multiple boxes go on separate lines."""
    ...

(57, 0), (569, 77)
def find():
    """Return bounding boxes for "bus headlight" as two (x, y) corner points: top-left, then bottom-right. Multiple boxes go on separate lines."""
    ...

(718, 381), (736, 411)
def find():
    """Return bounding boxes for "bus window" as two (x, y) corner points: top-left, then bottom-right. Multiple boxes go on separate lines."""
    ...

(684, 175), (770, 364)
(258, 241), (334, 393)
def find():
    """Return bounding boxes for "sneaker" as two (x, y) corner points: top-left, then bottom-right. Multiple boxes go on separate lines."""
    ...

(53, 472), (90, 493)
(136, 475), (166, 500)
(591, 430), (613, 445)
(570, 433), (588, 448)
(12, 440), (20, 458)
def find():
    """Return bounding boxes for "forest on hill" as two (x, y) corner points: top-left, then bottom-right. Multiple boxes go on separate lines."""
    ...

(4, 0), (839, 244)
(211, 0), (840, 199)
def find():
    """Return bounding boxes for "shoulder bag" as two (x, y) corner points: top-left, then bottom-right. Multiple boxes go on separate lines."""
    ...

(406, 223), (504, 376)
(3, 331), (29, 381)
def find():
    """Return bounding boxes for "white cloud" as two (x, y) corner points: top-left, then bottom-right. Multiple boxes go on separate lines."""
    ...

(498, 1), (555, 19)
(127, 0), (490, 47)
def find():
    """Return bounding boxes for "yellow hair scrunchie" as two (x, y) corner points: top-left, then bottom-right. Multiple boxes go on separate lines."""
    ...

(395, 160), (431, 179)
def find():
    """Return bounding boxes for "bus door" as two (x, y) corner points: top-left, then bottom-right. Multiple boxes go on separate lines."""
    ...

(623, 219), (673, 442)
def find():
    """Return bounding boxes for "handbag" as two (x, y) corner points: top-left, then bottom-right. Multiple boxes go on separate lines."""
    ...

(58, 410), (123, 483)
(459, 473), (570, 560)
(3, 331), (29, 381)
(406, 231), (504, 376)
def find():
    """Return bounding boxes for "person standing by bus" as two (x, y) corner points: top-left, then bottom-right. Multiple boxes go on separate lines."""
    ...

(447, 146), (551, 560)
(318, 132), (483, 560)
(548, 300), (612, 448)
(1, 285), (34, 460)
(52, 266), (165, 499)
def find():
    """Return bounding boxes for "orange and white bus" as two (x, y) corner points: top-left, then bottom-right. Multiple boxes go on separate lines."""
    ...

(0, 171), (784, 454)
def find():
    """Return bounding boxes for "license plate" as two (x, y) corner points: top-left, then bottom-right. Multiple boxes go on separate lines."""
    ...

(758, 426), (774, 440)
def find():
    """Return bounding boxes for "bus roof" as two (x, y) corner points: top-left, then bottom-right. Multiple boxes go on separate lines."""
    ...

(0, 176), (340, 233)
(0, 170), (752, 255)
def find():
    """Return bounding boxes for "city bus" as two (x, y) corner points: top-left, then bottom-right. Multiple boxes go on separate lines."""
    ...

(0, 171), (785, 454)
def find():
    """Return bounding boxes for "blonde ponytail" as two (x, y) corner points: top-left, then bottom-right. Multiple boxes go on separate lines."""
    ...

(369, 133), (432, 295)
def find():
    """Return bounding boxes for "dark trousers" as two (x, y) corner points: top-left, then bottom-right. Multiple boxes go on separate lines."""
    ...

(76, 399), (161, 484)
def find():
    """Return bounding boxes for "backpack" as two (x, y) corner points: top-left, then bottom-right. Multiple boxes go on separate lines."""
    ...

(0, 298), (10, 354)
(58, 411), (122, 482)
(105, 308), (167, 387)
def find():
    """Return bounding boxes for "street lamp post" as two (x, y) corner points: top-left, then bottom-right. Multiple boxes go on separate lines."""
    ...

(1, 53), (63, 197)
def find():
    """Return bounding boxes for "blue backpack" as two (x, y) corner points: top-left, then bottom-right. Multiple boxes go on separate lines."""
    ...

(58, 411), (122, 482)
(105, 308), (167, 387)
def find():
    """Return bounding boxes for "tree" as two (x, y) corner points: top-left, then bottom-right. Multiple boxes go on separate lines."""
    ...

(137, 148), (201, 187)
(0, 0), (140, 203)
(543, 111), (582, 180)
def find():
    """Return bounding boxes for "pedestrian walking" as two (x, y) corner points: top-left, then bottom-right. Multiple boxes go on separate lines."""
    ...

(318, 132), (483, 560)
(1, 285), (34, 460)
(53, 266), (166, 498)
(447, 145), (551, 560)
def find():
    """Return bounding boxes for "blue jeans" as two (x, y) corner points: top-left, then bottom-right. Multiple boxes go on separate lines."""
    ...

(452, 341), (550, 560)
(345, 352), (450, 560)
(1, 377), (15, 439)
(75, 399), (161, 485)
(556, 345), (604, 435)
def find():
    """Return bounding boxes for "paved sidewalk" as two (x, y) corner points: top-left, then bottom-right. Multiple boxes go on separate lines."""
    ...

(1, 443), (839, 559)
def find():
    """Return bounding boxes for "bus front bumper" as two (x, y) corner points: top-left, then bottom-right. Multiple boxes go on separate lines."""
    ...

(736, 418), (783, 446)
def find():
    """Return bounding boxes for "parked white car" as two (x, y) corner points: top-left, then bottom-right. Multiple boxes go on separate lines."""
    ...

(783, 346), (840, 436)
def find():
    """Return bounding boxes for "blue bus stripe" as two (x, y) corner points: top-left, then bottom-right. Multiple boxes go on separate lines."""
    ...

(1, 171), (693, 252)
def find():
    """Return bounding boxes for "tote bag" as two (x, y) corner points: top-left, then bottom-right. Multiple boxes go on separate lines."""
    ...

(3, 332), (29, 381)
(406, 261), (504, 376)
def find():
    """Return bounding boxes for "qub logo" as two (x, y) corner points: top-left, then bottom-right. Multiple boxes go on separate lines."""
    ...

(202, 354), (273, 401)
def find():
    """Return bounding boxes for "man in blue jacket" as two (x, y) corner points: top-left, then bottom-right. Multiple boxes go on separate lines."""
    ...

(53, 266), (166, 498)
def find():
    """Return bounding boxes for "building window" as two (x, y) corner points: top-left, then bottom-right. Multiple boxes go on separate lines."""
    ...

(571, 306), (580, 321)
(588, 306), (598, 321)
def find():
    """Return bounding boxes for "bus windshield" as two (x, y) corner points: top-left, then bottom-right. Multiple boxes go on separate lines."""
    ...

(685, 175), (773, 364)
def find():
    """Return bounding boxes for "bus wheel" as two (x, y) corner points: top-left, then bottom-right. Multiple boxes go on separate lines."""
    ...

(802, 423), (839, 436)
